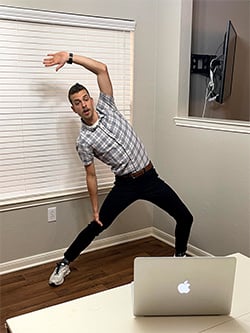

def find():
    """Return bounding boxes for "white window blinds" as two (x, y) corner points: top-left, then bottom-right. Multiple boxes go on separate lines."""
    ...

(0, 6), (135, 206)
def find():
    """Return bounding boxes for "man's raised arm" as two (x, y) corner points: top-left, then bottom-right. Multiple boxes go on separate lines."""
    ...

(43, 51), (113, 96)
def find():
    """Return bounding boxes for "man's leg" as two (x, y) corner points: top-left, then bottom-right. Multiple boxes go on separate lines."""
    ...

(63, 221), (103, 262)
(49, 179), (137, 286)
(138, 169), (193, 255)
(64, 180), (137, 262)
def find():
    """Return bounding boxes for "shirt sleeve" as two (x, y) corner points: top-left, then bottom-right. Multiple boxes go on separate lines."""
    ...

(76, 140), (94, 166)
(97, 92), (117, 114)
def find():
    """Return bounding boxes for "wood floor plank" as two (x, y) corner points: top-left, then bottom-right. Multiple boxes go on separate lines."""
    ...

(0, 237), (174, 333)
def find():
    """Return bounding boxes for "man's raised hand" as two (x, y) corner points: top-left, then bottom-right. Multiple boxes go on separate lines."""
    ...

(43, 51), (69, 71)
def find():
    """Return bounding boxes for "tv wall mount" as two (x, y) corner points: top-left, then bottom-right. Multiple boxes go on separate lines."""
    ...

(191, 54), (217, 77)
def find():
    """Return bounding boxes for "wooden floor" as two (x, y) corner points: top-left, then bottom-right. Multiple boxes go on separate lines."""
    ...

(0, 237), (174, 333)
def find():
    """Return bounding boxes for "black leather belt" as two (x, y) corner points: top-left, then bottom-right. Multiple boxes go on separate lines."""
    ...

(119, 161), (153, 179)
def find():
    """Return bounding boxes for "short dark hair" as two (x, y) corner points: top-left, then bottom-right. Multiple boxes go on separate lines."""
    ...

(68, 83), (90, 104)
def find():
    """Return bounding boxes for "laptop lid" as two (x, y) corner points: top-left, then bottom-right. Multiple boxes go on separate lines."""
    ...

(133, 256), (236, 316)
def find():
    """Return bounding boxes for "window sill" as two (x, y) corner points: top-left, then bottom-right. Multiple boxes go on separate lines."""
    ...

(0, 187), (111, 212)
(174, 116), (250, 134)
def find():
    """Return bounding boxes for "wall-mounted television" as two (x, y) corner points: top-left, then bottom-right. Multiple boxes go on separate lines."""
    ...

(216, 20), (237, 103)
(191, 20), (237, 105)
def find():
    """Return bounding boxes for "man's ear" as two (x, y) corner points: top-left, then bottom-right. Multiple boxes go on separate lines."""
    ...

(71, 105), (76, 113)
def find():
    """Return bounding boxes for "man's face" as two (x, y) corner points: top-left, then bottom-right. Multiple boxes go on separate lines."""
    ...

(70, 89), (97, 125)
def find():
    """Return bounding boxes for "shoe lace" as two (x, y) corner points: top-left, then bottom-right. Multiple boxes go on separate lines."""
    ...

(55, 262), (65, 275)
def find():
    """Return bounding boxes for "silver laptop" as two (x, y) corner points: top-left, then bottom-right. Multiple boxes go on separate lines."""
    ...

(132, 256), (236, 316)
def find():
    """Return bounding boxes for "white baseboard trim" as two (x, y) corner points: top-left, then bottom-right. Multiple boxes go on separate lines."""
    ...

(0, 227), (211, 275)
(0, 227), (152, 275)
(151, 227), (212, 257)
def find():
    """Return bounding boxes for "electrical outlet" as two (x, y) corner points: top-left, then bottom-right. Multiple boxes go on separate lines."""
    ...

(48, 207), (56, 222)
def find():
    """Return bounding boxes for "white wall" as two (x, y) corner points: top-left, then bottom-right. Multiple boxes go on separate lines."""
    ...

(0, 0), (249, 266)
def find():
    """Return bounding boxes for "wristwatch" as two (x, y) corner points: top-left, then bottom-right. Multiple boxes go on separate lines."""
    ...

(67, 53), (73, 64)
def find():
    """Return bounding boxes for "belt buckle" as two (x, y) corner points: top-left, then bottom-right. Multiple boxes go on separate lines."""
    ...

(131, 169), (144, 179)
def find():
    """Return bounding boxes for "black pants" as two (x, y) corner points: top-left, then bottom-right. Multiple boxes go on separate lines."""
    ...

(64, 168), (193, 262)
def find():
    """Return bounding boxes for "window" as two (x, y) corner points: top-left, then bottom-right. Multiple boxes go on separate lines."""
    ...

(0, 6), (135, 207)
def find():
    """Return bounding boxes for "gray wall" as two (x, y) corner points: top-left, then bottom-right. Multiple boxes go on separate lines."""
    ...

(0, 0), (249, 266)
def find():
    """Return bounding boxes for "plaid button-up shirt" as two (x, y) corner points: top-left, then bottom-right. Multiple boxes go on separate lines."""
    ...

(76, 92), (149, 176)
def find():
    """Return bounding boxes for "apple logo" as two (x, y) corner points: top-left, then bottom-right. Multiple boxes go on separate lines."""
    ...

(177, 280), (191, 294)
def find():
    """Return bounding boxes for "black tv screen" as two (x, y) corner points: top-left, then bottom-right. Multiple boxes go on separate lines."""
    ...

(216, 21), (237, 104)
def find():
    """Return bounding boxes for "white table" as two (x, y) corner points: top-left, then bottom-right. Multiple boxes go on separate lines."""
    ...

(6, 253), (250, 333)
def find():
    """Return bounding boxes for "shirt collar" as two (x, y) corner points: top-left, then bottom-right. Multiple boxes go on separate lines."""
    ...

(81, 111), (104, 131)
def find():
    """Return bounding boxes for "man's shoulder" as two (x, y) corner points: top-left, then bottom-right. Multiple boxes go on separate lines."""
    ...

(97, 92), (116, 111)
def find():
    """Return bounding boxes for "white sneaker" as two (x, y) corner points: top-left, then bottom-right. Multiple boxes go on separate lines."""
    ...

(49, 262), (70, 286)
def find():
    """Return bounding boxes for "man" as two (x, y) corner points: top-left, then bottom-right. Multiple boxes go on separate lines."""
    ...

(43, 51), (193, 286)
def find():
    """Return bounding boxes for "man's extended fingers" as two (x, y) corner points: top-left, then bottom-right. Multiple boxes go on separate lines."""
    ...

(43, 58), (54, 66)
(43, 56), (65, 71)
(95, 219), (103, 227)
